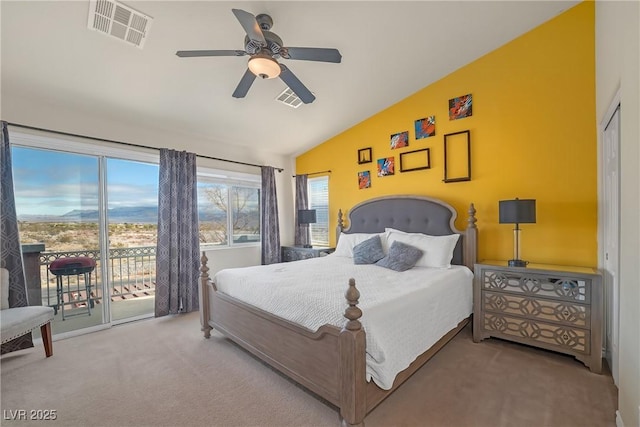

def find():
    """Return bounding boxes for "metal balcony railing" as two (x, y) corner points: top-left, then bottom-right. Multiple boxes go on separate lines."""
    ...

(38, 246), (156, 309)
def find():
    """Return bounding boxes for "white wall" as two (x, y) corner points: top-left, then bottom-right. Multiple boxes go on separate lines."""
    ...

(596, 2), (640, 426)
(2, 90), (296, 267)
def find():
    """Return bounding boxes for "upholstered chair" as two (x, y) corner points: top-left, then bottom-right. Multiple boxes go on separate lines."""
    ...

(1, 267), (55, 357)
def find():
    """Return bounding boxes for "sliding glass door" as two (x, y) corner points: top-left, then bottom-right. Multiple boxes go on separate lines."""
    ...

(12, 146), (104, 335)
(11, 135), (159, 335)
(106, 158), (158, 322)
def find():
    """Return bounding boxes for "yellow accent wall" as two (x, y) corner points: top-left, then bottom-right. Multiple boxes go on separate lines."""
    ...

(296, 2), (596, 267)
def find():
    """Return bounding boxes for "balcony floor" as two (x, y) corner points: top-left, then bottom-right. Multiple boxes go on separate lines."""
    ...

(33, 296), (155, 337)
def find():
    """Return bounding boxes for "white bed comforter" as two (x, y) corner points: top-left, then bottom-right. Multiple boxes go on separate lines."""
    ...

(213, 255), (473, 390)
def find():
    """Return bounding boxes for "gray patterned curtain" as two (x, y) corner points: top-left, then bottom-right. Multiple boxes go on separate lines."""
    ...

(155, 149), (200, 317)
(261, 166), (280, 265)
(1, 121), (33, 354)
(294, 174), (310, 247)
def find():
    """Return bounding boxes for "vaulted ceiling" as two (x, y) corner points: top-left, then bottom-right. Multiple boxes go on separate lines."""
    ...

(1, 1), (579, 156)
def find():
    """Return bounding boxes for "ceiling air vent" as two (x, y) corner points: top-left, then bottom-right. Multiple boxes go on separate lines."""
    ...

(87, 0), (153, 49)
(275, 87), (305, 109)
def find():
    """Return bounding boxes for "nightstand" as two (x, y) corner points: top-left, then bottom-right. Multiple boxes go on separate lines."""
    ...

(473, 261), (603, 373)
(281, 246), (335, 262)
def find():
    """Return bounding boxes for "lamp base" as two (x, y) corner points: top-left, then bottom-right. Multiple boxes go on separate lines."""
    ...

(508, 259), (528, 267)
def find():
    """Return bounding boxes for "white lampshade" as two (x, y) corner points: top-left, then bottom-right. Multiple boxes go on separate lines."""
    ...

(248, 54), (281, 79)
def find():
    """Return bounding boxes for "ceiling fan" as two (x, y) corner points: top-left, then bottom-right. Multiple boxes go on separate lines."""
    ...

(176, 9), (342, 104)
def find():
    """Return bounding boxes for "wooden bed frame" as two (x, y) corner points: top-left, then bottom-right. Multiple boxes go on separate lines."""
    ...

(199, 195), (477, 426)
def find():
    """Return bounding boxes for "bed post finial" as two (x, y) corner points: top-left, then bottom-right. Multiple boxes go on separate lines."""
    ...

(467, 203), (477, 229)
(344, 278), (363, 331)
(464, 203), (478, 272)
(199, 251), (213, 338)
(200, 252), (210, 279)
(336, 209), (345, 245)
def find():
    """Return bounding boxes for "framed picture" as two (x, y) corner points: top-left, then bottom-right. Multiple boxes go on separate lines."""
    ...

(443, 130), (471, 182)
(390, 131), (409, 149)
(358, 171), (371, 189)
(377, 157), (395, 177)
(449, 94), (473, 120)
(400, 148), (431, 172)
(415, 116), (436, 139)
(358, 147), (372, 164)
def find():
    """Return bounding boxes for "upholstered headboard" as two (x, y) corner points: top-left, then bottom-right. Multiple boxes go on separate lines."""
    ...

(336, 195), (477, 270)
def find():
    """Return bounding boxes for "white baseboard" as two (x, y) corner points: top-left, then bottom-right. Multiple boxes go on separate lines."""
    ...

(615, 410), (624, 427)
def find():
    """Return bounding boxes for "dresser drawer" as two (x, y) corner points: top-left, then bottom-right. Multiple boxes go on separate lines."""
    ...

(474, 262), (602, 373)
(483, 291), (589, 328)
(282, 249), (315, 262)
(281, 246), (334, 262)
(480, 269), (590, 304)
(482, 312), (590, 355)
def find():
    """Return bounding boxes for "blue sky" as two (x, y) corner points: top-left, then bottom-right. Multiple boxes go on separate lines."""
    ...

(12, 147), (159, 216)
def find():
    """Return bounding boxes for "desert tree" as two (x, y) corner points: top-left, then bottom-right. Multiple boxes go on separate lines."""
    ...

(200, 184), (259, 244)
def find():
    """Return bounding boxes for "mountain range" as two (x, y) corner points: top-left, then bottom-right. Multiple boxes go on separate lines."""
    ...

(18, 206), (223, 223)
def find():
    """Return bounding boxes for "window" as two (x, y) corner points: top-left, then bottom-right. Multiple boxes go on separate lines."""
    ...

(197, 171), (261, 247)
(308, 176), (329, 246)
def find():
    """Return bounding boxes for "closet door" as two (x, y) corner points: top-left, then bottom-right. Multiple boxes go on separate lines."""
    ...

(602, 105), (620, 384)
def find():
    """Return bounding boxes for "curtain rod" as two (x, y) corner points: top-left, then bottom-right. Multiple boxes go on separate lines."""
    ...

(292, 170), (331, 178)
(5, 122), (284, 173)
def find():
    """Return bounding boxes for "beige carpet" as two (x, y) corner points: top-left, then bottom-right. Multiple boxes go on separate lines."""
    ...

(1, 312), (617, 427)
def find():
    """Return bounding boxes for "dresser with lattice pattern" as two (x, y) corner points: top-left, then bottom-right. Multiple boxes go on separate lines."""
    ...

(473, 261), (603, 373)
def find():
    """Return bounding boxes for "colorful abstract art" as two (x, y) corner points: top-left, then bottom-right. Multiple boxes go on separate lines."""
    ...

(390, 131), (409, 149)
(415, 116), (436, 139)
(358, 171), (371, 189)
(377, 157), (395, 177)
(449, 94), (473, 120)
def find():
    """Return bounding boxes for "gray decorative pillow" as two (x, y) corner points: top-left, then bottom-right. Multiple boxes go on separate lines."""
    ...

(353, 235), (386, 265)
(376, 241), (423, 272)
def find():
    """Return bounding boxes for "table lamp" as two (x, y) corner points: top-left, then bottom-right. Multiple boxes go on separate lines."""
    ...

(499, 198), (536, 267)
(298, 209), (316, 248)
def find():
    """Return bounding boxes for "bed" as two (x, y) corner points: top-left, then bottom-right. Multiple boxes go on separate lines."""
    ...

(199, 195), (478, 426)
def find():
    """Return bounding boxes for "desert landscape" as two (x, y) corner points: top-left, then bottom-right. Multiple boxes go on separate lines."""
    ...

(18, 222), (158, 252)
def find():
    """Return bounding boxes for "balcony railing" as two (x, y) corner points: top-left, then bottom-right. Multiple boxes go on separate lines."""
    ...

(37, 246), (156, 310)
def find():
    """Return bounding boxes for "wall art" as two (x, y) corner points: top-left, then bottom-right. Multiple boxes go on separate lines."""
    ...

(377, 157), (395, 177)
(415, 116), (436, 139)
(449, 94), (473, 120)
(358, 171), (371, 189)
(443, 130), (471, 182)
(357, 147), (372, 164)
(390, 131), (409, 149)
(400, 148), (431, 172)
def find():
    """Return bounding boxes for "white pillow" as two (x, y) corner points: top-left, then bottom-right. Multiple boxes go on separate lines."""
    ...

(334, 232), (387, 258)
(385, 229), (460, 268)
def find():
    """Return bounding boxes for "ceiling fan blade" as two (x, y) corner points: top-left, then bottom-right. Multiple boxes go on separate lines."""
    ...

(281, 47), (342, 63)
(278, 64), (315, 104)
(176, 50), (247, 58)
(232, 9), (266, 45)
(232, 68), (257, 98)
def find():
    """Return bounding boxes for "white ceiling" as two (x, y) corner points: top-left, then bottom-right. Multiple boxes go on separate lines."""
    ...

(1, 1), (579, 157)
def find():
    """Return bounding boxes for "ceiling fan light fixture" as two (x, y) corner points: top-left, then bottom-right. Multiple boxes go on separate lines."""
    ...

(248, 54), (280, 79)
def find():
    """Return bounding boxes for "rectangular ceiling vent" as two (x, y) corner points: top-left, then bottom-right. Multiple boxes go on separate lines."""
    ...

(87, 0), (153, 49)
(276, 87), (304, 109)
